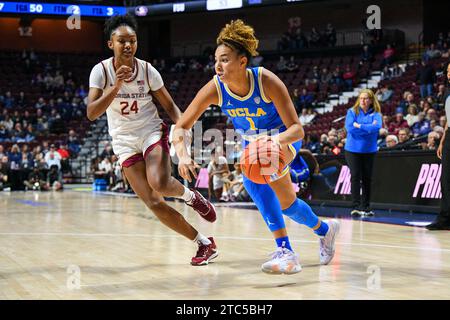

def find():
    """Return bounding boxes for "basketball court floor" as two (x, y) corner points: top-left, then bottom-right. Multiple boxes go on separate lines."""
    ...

(0, 189), (449, 300)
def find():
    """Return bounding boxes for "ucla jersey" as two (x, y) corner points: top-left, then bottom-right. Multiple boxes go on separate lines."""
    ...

(213, 67), (284, 139)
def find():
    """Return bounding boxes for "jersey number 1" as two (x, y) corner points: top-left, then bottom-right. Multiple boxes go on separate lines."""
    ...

(246, 117), (257, 130)
(120, 101), (139, 115)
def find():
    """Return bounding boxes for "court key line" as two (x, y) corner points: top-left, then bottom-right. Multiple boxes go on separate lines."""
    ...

(0, 232), (449, 253)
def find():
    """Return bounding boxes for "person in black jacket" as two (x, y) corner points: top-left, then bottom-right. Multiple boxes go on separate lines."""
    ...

(416, 60), (436, 98)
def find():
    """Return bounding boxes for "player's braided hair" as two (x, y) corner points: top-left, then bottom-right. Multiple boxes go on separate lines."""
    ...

(216, 19), (259, 64)
(104, 14), (138, 39)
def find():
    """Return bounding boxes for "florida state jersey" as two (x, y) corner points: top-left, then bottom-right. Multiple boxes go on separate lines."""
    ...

(89, 57), (163, 139)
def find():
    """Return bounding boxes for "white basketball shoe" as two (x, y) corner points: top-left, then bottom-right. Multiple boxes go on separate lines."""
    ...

(319, 219), (340, 265)
(261, 247), (302, 275)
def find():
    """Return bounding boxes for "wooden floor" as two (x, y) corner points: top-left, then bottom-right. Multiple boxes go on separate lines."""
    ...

(1, 190), (449, 300)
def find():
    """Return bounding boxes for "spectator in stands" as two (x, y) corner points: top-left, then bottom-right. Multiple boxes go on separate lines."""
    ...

(100, 143), (114, 159)
(35, 97), (47, 110)
(0, 145), (5, 159)
(8, 144), (21, 169)
(1, 114), (13, 131)
(381, 44), (395, 67)
(397, 128), (411, 145)
(411, 112), (431, 137)
(188, 58), (202, 71)
(45, 144), (62, 171)
(405, 104), (420, 127)
(67, 129), (81, 156)
(330, 66), (344, 88)
(20, 144), (33, 170)
(385, 135), (398, 148)
(169, 80), (180, 93)
(277, 31), (291, 51)
(436, 84), (447, 106)
(57, 143), (71, 174)
(360, 45), (373, 65)
(17, 91), (27, 108)
(377, 128), (388, 148)
(342, 65), (356, 91)
(0, 124), (9, 142)
(173, 58), (186, 72)
(397, 91), (415, 115)
(426, 108), (439, 122)
(423, 43), (441, 61)
(3, 91), (15, 109)
(380, 65), (392, 80)
(320, 67), (332, 86)
(299, 108), (315, 125)
(344, 89), (382, 216)
(25, 124), (35, 142)
(286, 56), (298, 72)
(424, 131), (440, 151)
(309, 27), (321, 47)
(440, 115), (447, 128)
(325, 23), (337, 47)
(298, 89), (314, 112)
(207, 149), (230, 202)
(375, 85), (393, 103)
(76, 85), (87, 98)
(223, 163), (247, 202)
(204, 55), (215, 72)
(388, 113), (409, 135)
(304, 134), (320, 153)
(415, 60), (436, 98)
(276, 56), (287, 72)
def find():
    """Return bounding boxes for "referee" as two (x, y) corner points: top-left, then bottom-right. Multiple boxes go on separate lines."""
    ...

(427, 62), (450, 230)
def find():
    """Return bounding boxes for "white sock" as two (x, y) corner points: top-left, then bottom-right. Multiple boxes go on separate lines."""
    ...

(179, 186), (195, 202)
(194, 232), (211, 246)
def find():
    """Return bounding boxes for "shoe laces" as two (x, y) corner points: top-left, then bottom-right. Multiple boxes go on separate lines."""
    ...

(268, 247), (292, 260)
(190, 192), (209, 212)
(195, 242), (210, 258)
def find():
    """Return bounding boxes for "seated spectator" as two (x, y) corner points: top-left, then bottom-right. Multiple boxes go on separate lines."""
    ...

(299, 108), (315, 125)
(385, 135), (399, 148)
(298, 89), (314, 112)
(375, 85), (393, 102)
(45, 144), (62, 170)
(25, 124), (35, 142)
(320, 68), (332, 85)
(0, 124), (9, 142)
(286, 56), (299, 72)
(426, 108), (439, 122)
(436, 84), (447, 107)
(207, 149), (230, 202)
(3, 91), (15, 109)
(397, 128), (411, 144)
(405, 104), (420, 127)
(411, 112), (431, 137)
(46, 165), (63, 191)
(381, 65), (392, 80)
(360, 45), (373, 65)
(377, 128), (388, 148)
(382, 115), (392, 129)
(276, 56), (287, 72)
(388, 113), (409, 135)
(434, 125), (445, 139)
(7, 144), (21, 169)
(250, 54), (264, 67)
(423, 131), (440, 150)
(382, 44), (395, 67)
(423, 43), (441, 61)
(439, 115), (447, 128)
(67, 129), (81, 156)
(223, 163), (247, 202)
(0, 145), (5, 159)
(397, 91), (415, 115)
(57, 143), (71, 174)
(330, 66), (344, 87)
(169, 80), (180, 93)
(277, 31), (291, 51)
(204, 55), (215, 72)
(173, 58), (186, 72)
(342, 65), (356, 91)
(304, 134), (320, 153)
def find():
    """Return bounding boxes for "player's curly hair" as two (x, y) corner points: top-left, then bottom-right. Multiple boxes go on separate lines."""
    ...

(216, 19), (259, 63)
(104, 14), (138, 39)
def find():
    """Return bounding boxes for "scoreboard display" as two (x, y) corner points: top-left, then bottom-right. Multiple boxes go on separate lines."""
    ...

(0, 2), (126, 17)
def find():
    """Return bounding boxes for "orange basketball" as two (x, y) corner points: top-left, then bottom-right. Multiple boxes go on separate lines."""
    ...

(240, 139), (287, 184)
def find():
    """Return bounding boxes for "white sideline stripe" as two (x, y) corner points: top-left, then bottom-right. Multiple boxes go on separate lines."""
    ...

(0, 232), (449, 253)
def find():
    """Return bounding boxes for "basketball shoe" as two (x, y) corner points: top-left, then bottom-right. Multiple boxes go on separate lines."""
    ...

(186, 189), (217, 222)
(191, 237), (218, 266)
(261, 247), (302, 275)
(319, 219), (340, 265)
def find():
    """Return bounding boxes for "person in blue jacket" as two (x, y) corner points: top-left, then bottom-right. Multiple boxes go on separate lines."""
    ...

(344, 89), (382, 217)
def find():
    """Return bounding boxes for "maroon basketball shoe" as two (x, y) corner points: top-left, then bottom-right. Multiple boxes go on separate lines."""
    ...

(191, 237), (218, 266)
(186, 189), (217, 222)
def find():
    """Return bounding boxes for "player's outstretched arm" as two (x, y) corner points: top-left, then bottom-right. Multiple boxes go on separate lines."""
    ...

(261, 68), (304, 145)
(173, 79), (218, 182)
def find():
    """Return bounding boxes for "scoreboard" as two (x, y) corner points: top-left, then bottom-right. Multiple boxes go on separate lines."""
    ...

(0, 2), (126, 17)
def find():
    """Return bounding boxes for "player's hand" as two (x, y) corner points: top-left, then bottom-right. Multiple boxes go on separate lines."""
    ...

(178, 157), (200, 183)
(256, 135), (281, 148)
(437, 142), (443, 160)
(114, 65), (133, 88)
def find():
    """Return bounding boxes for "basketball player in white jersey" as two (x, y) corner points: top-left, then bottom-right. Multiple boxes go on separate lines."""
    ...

(87, 14), (218, 265)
